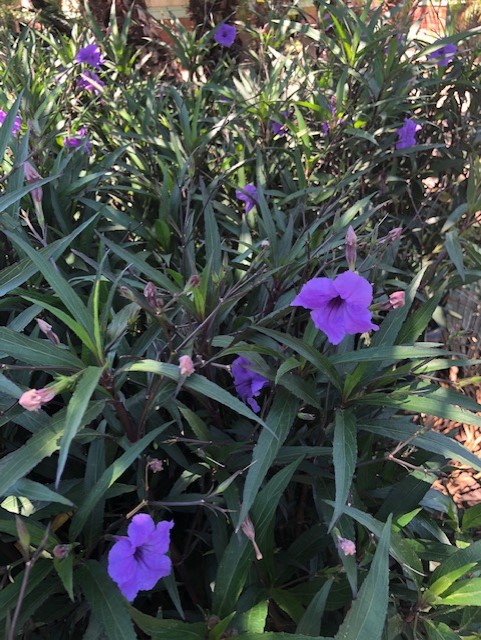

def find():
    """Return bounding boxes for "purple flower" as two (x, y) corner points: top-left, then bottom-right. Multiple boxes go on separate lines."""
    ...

(0, 109), (21, 135)
(107, 514), (173, 601)
(232, 356), (269, 413)
(270, 111), (289, 136)
(63, 127), (91, 153)
(428, 42), (457, 67)
(236, 184), (258, 213)
(75, 43), (102, 68)
(395, 117), (421, 150)
(291, 271), (378, 345)
(77, 70), (104, 95)
(214, 23), (237, 47)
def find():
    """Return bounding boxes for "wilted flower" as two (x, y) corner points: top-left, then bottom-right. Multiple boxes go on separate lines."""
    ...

(381, 291), (405, 310)
(143, 281), (162, 309)
(75, 43), (102, 67)
(345, 225), (357, 270)
(236, 184), (258, 213)
(231, 356), (269, 413)
(36, 319), (60, 345)
(107, 514), (173, 601)
(338, 537), (356, 556)
(63, 127), (91, 153)
(241, 513), (263, 560)
(18, 387), (56, 412)
(0, 109), (21, 135)
(23, 162), (43, 205)
(428, 42), (457, 67)
(214, 23), (237, 47)
(396, 118), (421, 150)
(291, 271), (378, 345)
(77, 70), (104, 95)
(147, 458), (164, 473)
(179, 355), (195, 377)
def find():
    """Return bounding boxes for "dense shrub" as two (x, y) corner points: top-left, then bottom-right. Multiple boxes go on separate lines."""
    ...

(0, 3), (481, 638)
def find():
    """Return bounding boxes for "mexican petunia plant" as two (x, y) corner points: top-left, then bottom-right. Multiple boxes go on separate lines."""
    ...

(0, 1), (481, 639)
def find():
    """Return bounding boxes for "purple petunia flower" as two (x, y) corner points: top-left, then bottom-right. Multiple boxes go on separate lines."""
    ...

(77, 70), (104, 95)
(108, 514), (173, 601)
(232, 356), (269, 413)
(428, 42), (457, 67)
(0, 109), (21, 135)
(395, 117), (421, 150)
(236, 184), (258, 213)
(75, 43), (102, 68)
(63, 127), (91, 153)
(291, 271), (378, 345)
(214, 23), (237, 47)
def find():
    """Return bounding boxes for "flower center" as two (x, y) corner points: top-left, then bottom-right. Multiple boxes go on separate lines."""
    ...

(328, 295), (344, 310)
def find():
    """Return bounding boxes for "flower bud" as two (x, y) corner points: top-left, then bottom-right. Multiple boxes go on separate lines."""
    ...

(144, 281), (163, 309)
(380, 291), (405, 311)
(345, 225), (357, 270)
(178, 355), (195, 377)
(53, 544), (69, 559)
(338, 537), (356, 556)
(23, 162), (43, 205)
(36, 318), (60, 345)
(19, 387), (56, 412)
(15, 515), (30, 559)
(147, 458), (164, 473)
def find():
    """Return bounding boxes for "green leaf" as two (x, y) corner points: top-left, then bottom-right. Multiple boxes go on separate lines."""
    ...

(77, 560), (137, 640)
(330, 410), (357, 531)
(10, 478), (74, 507)
(235, 634), (332, 640)
(236, 601), (268, 634)
(0, 559), (52, 623)
(439, 579), (481, 606)
(429, 540), (481, 586)
(69, 424), (170, 540)
(54, 554), (74, 600)
(296, 579), (333, 636)
(335, 516), (391, 640)
(0, 402), (104, 498)
(0, 327), (83, 369)
(429, 563), (478, 598)
(129, 607), (207, 639)
(56, 366), (104, 487)
(462, 503), (481, 531)
(445, 230), (465, 282)
(238, 389), (299, 527)
(423, 620), (459, 640)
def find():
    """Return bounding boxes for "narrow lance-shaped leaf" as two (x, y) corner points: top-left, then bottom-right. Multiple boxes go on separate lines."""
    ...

(330, 409), (357, 532)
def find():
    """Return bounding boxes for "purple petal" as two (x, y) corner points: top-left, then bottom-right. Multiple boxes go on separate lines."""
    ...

(291, 278), (338, 310)
(107, 538), (136, 585)
(343, 304), (378, 335)
(134, 554), (172, 592)
(143, 520), (174, 556)
(333, 271), (373, 307)
(127, 513), (155, 547)
(311, 302), (347, 345)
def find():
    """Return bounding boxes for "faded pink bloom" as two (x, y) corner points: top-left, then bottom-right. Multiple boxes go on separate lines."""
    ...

(241, 513), (263, 560)
(147, 458), (164, 473)
(381, 291), (405, 311)
(338, 537), (356, 556)
(19, 388), (56, 412)
(23, 162), (43, 204)
(179, 355), (195, 377)
(36, 319), (60, 345)
(144, 282), (162, 309)
(345, 226), (357, 270)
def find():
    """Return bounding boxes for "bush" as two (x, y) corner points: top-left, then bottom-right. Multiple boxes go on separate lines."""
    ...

(0, 2), (481, 638)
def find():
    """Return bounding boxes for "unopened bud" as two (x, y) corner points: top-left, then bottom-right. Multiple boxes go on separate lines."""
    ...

(241, 513), (263, 560)
(53, 544), (69, 559)
(179, 355), (195, 377)
(24, 162), (43, 205)
(345, 226), (357, 270)
(19, 387), (56, 412)
(380, 291), (405, 311)
(143, 282), (162, 309)
(188, 274), (201, 288)
(15, 515), (30, 559)
(338, 536), (356, 556)
(36, 318), (60, 345)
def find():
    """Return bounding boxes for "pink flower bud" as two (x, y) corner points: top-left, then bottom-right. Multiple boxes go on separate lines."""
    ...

(338, 537), (356, 556)
(345, 225), (357, 270)
(147, 458), (164, 473)
(36, 319), (60, 345)
(381, 291), (405, 311)
(53, 544), (69, 559)
(389, 291), (405, 309)
(178, 355), (195, 377)
(18, 388), (56, 412)
(144, 282), (162, 309)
